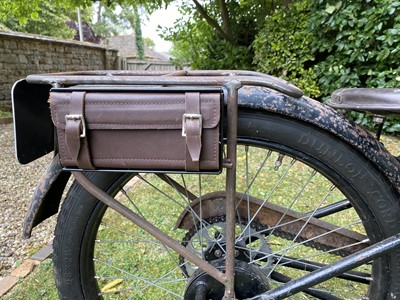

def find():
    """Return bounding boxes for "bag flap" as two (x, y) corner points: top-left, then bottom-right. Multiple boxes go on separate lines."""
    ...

(50, 91), (221, 130)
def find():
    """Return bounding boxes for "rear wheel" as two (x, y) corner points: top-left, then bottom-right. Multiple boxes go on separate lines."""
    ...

(53, 111), (400, 299)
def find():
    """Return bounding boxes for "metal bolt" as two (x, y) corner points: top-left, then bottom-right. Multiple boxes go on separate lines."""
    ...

(215, 249), (222, 257)
(373, 115), (384, 124)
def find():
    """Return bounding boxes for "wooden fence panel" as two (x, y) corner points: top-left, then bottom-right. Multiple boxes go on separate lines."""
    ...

(118, 58), (177, 71)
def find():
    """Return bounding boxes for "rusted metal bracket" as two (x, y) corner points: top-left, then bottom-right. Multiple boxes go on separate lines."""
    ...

(72, 171), (228, 285)
(69, 79), (243, 299)
(38, 71), (302, 298)
(26, 70), (303, 99)
(223, 80), (241, 299)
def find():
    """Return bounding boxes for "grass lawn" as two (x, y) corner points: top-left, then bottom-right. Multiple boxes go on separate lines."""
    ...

(3, 134), (399, 299)
(2, 260), (58, 300)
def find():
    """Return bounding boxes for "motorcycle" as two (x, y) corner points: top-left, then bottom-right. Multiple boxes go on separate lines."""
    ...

(11, 70), (400, 299)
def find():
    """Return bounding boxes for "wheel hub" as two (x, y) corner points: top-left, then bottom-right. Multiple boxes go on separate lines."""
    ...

(180, 216), (273, 277)
(184, 259), (269, 300)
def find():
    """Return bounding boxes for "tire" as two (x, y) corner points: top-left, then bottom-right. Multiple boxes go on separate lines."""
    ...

(53, 110), (400, 299)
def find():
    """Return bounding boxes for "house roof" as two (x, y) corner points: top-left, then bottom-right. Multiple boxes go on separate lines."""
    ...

(104, 35), (170, 61)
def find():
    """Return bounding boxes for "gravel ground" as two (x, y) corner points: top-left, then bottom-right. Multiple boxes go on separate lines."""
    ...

(0, 123), (57, 278)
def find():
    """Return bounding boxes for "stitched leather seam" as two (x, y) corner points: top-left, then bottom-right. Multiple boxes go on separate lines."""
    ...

(63, 158), (184, 162)
(52, 99), (220, 126)
(53, 100), (216, 105)
(62, 158), (217, 163)
(78, 124), (214, 129)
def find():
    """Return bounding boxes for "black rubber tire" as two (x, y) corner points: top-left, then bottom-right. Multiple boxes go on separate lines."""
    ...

(53, 111), (400, 299)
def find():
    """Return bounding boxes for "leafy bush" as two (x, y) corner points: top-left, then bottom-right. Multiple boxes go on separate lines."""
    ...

(253, 1), (321, 98)
(254, 0), (400, 133)
(310, 0), (400, 99)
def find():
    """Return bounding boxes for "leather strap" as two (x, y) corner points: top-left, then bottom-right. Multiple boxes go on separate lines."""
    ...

(65, 92), (94, 169)
(184, 92), (202, 171)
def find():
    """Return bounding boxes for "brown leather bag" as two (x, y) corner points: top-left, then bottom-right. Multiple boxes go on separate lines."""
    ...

(49, 89), (222, 172)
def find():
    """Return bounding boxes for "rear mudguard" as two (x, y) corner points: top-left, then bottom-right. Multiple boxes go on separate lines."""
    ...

(23, 85), (400, 238)
(23, 155), (70, 239)
(237, 86), (400, 191)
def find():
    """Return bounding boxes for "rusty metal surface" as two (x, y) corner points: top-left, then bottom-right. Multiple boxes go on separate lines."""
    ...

(25, 70), (303, 99)
(24, 70), (400, 195)
(223, 81), (241, 299)
(237, 86), (400, 194)
(176, 192), (369, 256)
(71, 171), (228, 285)
(23, 154), (70, 238)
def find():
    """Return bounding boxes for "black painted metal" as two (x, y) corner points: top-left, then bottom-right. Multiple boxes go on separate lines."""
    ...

(277, 256), (370, 284)
(271, 272), (341, 300)
(305, 199), (352, 219)
(12, 79), (53, 164)
(237, 85), (400, 194)
(246, 233), (400, 300)
(185, 260), (269, 300)
(194, 284), (209, 300)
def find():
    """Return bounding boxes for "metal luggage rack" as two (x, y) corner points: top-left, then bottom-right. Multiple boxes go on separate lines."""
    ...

(26, 69), (303, 98)
(27, 70), (306, 299)
(24, 70), (400, 299)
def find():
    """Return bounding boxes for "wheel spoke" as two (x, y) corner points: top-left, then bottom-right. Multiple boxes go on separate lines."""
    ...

(267, 184), (342, 277)
(253, 219), (367, 265)
(94, 258), (184, 298)
(138, 174), (210, 229)
(155, 174), (198, 201)
(118, 182), (184, 276)
(97, 221), (172, 248)
(91, 148), (377, 299)
(236, 157), (297, 241)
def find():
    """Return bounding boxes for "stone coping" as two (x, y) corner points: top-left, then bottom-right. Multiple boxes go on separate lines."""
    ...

(0, 30), (118, 52)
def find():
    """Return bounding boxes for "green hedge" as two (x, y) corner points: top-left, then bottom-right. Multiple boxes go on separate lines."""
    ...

(254, 0), (400, 133)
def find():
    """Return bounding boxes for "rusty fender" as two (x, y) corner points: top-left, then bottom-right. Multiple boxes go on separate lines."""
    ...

(237, 85), (400, 193)
(24, 85), (400, 238)
(23, 155), (70, 239)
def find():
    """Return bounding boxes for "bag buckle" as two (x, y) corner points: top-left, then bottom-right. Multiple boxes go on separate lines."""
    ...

(182, 113), (202, 137)
(65, 114), (86, 138)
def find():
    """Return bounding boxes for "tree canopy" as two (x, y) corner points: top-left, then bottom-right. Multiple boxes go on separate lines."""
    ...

(0, 0), (169, 24)
(2, 0), (400, 123)
(163, 0), (274, 69)
(1, 2), (77, 39)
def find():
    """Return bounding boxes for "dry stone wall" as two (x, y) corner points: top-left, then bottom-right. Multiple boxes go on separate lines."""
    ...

(0, 31), (119, 105)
